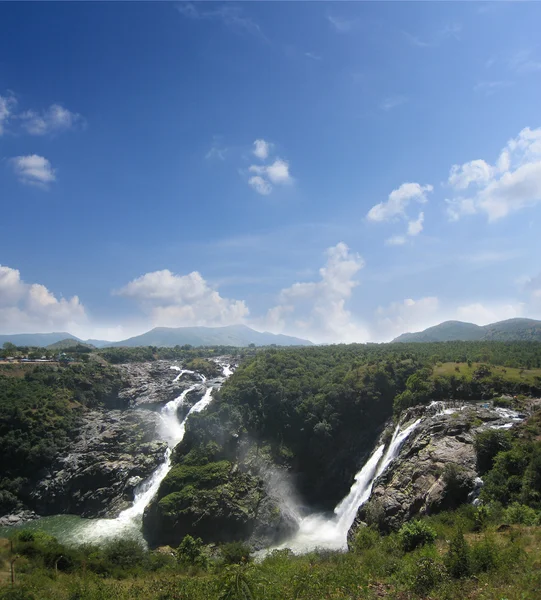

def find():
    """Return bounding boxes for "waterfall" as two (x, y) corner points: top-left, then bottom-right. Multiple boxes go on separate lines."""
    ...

(272, 418), (422, 554)
(77, 361), (233, 544)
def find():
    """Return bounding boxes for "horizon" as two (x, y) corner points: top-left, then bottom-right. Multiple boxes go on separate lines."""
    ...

(2, 2), (541, 344)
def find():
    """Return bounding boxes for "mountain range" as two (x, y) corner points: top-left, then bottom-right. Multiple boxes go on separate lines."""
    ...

(392, 318), (541, 343)
(0, 325), (313, 349)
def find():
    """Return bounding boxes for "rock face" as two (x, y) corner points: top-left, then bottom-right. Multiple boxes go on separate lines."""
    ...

(118, 361), (200, 408)
(143, 439), (298, 550)
(32, 409), (168, 517)
(348, 402), (524, 543)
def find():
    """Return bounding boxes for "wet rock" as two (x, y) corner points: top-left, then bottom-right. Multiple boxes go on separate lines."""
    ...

(0, 510), (38, 527)
(348, 403), (524, 544)
(32, 409), (168, 517)
(117, 361), (200, 408)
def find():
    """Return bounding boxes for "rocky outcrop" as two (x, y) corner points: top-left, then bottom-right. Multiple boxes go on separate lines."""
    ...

(32, 409), (168, 517)
(348, 402), (524, 543)
(143, 438), (298, 550)
(118, 361), (200, 408)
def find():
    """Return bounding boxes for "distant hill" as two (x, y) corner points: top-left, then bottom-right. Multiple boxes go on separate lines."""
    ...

(0, 332), (80, 348)
(1, 325), (313, 349)
(393, 318), (541, 343)
(46, 338), (95, 350)
(107, 324), (313, 348)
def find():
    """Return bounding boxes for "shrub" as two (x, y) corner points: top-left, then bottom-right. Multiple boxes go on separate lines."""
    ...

(445, 528), (471, 578)
(471, 535), (499, 573)
(504, 502), (540, 525)
(351, 526), (380, 552)
(220, 541), (252, 565)
(176, 535), (207, 568)
(398, 520), (436, 552)
(103, 538), (146, 570)
(474, 430), (512, 474)
(409, 557), (448, 595)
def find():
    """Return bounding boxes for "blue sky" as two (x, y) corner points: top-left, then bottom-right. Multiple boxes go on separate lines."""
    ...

(1, 1), (541, 343)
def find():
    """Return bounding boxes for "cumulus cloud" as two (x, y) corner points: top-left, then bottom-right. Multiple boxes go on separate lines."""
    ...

(407, 212), (424, 236)
(0, 93), (17, 135)
(385, 235), (407, 246)
(446, 126), (541, 221)
(374, 297), (440, 341)
(248, 175), (272, 195)
(373, 296), (528, 341)
(253, 139), (272, 160)
(20, 103), (85, 135)
(263, 242), (369, 343)
(367, 183), (433, 222)
(0, 265), (86, 334)
(247, 143), (293, 196)
(11, 155), (56, 187)
(115, 269), (249, 327)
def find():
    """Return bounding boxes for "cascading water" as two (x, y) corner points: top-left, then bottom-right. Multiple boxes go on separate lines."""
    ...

(72, 362), (233, 545)
(272, 418), (422, 554)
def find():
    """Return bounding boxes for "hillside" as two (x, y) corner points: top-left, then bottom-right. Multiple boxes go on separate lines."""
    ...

(393, 318), (541, 343)
(107, 324), (313, 347)
(46, 339), (95, 350)
(0, 332), (79, 348)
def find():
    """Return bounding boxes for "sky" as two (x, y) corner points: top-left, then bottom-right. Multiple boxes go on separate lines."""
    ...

(1, 1), (541, 344)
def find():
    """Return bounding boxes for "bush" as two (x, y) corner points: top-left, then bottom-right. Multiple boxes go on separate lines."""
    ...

(351, 526), (380, 552)
(504, 502), (540, 525)
(399, 520), (436, 552)
(176, 535), (207, 568)
(471, 535), (499, 573)
(103, 538), (146, 570)
(474, 430), (512, 474)
(220, 541), (252, 565)
(409, 557), (448, 595)
(445, 528), (471, 578)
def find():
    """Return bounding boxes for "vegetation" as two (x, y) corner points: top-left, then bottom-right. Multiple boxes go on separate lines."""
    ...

(0, 362), (123, 514)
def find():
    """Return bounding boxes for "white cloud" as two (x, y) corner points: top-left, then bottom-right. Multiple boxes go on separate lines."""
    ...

(327, 15), (356, 33)
(264, 242), (369, 343)
(248, 175), (272, 195)
(403, 22), (462, 48)
(248, 157), (292, 195)
(20, 103), (84, 135)
(374, 296), (440, 341)
(448, 159), (493, 190)
(0, 265), (86, 334)
(374, 296), (528, 341)
(305, 52), (321, 61)
(253, 139), (272, 160)
(509, 49), (541, 75)
(367, 183), (433, 222)
(0, 93), (17, 135)
(380, 95), (407, 111)
(115, 269), (249, 327)
(455, 302), (525, 325)
(205, 137), (227, 160)
(385, 235), (407, 246)
(407, 212), (424, 236)
(11, 155), (56, 187)
(474, 81), (513, 96)
(445, 126), (541, 221)
(177, 2), (265, 40)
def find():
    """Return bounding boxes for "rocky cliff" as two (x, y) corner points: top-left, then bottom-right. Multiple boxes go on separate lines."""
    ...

(348, 402), (525, 543)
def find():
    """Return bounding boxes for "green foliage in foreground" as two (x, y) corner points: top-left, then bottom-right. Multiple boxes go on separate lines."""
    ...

(2, 509), (541, 599)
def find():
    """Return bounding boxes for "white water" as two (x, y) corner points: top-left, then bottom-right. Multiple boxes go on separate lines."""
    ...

(73, 362), (232, 545)
(273, 418), (422, 554)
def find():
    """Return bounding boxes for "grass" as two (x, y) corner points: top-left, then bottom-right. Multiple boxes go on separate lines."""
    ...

(1, 513), (541, 599)
(433, 361), (541, 385)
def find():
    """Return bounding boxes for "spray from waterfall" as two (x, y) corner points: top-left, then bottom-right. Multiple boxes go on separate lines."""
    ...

(272, 418), (422, 554)
(76, 362), (233, 545)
